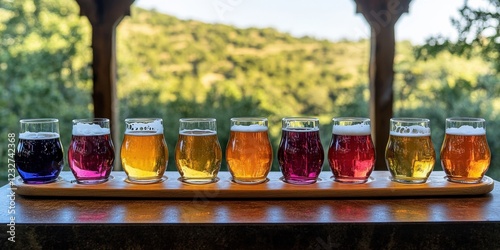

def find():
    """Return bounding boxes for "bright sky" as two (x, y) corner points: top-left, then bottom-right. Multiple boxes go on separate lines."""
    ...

(135, 0), (468, 45)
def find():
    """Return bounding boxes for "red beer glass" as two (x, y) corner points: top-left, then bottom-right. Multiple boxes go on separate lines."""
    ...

(328, 117), (375, 183)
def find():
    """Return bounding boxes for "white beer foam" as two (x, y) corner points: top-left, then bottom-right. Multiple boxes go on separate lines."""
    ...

(19, 132), (60, 140)
(125, 119), (163, 134)
(390, 125), (431, 136)
(180, 129), (217, 136)
(73, 123), (110, 136)
(446, 125), (486, 135)
(282, 127), (319, 132)
(231, 125), (268, 132)
(333, 124), (371, 135)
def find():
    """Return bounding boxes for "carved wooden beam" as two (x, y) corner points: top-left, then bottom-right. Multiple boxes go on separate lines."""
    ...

(76, 0), (134, 169)
(354, 0), (411, 170)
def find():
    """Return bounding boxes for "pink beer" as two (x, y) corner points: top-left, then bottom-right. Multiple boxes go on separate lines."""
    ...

(328, 118), (375, 183)
(68, 118), (115, 184)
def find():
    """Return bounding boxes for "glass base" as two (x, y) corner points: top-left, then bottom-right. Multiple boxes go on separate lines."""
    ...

(232, 177), (268, 185)
(74, 178), (109, 185)
(70, 175), (114, 185)
(179, 177), (219, 185)
(332, 176), (369, 184)
(390, 177), (427, 184)
(281, 177), (318, 185)
(125, 176), (166, 184)
(22, 178), (58, 184)
(446, 176), (483, 184)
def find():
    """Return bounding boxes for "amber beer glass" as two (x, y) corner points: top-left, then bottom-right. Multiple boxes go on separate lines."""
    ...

(120, 118), (168, 184)
(175, 118), (222, 184)
(226, 117), (273, 184)
(385, 118), (435, 184)
(440, 117), (490, 183)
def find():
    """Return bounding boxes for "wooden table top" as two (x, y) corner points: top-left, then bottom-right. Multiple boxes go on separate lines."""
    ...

(2, 173), (500, 224)
(2, 172), (499, 249)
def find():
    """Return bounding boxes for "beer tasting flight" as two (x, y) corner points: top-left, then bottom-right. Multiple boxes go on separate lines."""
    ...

(14, 117), (491, 186)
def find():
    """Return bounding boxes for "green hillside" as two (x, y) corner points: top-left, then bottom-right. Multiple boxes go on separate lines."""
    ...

(116, 7), (372, 171)
(1, 1), (499, 180)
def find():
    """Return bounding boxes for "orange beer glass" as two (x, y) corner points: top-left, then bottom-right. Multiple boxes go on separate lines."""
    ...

(440, 117), (491, 183)
(226, 117), (273, 184)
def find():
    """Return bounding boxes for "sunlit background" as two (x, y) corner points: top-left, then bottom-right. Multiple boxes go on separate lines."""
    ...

(135, 0), (464, 44)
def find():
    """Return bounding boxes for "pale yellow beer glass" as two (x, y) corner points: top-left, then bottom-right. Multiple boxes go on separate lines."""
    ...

(385, 118), (435, 184)
(121, 118), (168, 184)
(440, 117), (490, 183)
(226, 117), (273, 184)
(175, 118), (222, 184)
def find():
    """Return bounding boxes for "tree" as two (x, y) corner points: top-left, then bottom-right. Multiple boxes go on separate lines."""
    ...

(416, 0), (500, 72)
(0, 0), (92, 177)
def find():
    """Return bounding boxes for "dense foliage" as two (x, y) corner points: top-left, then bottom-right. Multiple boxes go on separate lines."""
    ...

(417, 0), (499, 72)
(1, 0), (498, 182)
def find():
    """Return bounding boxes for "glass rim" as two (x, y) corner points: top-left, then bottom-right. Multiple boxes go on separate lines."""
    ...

(230, 117), (268, 122)
(73, 118), (110, 123)
(332, 117), (370, 122)
(179, 118), (216, 122)
(125, 118), (163, 122)
(282, 117), (319, 122)
(20, 118), (59, 124)
(390, 117), (430, 123)
(446, 117), (485, 123)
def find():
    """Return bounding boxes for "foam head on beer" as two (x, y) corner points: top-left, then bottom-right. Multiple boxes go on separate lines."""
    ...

(19, 131), (59, 139)
(446, 125), (486, 135)
(73, 123), (110, 136)
(180, 129), (216, 135)
(125, 119), (163, 134)
(332, 124), (371, 135)
(283, 127), (319, 132)
(391, 125), (430, 136)
(231, 124), (268, 132)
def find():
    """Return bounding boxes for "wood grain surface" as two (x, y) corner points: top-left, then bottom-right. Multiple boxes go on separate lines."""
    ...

(13, 171), (494, 199)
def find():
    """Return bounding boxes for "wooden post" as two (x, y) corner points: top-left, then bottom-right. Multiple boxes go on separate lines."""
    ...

(76, 0), (134, 169)
(354, 0), (411, 170)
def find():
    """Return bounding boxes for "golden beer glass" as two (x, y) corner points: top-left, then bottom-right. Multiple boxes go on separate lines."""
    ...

(121, 118), (168, 184)
(175, 118), (222, 184)
(385, 118), (435, 184)
(440, 117), (490, 183)
(226, 117), (273, 184)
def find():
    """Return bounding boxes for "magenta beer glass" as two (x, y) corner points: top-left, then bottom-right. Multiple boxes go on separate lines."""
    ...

(15, 119), (64, 184)
(278, 117), (324, 184)
(328, 118), (375, 183)
(68, 118), (115, 184)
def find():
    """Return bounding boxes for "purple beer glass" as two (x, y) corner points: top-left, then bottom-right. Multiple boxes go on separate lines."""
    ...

(278, 117), (324, 184)
(328, 117), (375, 183)
(68, 118), (115, 184)
(15, 119), (64, 184)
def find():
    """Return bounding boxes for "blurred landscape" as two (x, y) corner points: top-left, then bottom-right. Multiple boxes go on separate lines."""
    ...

(1, 1), (499, 183)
